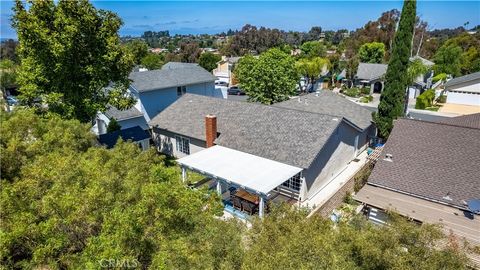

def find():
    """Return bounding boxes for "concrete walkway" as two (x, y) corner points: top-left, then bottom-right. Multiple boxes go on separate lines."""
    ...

(301, 151), (369, 212)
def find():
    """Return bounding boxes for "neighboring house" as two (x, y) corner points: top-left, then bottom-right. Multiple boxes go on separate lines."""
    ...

(444, 71), (480, 106)
(212, 56), (241, 86)
(149, 92), (376, 216)
(355, 56), (434, 96)
(94, 62), (218, 135)
(98, 126), (151, 150)
(408, 56), (435, 99)
(354, 63), (388, 94)
(96, 106), (148, 135)
(355, 116), (480, 246)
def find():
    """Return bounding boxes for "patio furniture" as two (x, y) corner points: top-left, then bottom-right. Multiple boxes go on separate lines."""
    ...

(232, 196), (242, 211)
(228, 186), (237, 195)
(235, 190), (259, 204)
(241, 200), (257, 215)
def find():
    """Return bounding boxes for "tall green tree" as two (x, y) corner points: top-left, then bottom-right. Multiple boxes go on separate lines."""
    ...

(141, 53), (164, 70)
(300, 41), (327, 58)
(374, 0), (417, 138)
(198, 52), (221, 72)
(235, 48), (299, 104)
(12, 0), (135, 122)
(0, 109), (243, 269)
(358, 42), (386, 63)
(433, 44), (464, 77)
(125, 40), (149, 64)
(296, 57), (330, 87)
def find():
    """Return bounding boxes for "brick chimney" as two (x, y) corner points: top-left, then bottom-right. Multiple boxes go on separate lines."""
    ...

(205, 114), (217, 148)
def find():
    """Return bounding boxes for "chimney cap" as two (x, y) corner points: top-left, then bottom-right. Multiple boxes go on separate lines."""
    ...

(206, 114), (217, 118)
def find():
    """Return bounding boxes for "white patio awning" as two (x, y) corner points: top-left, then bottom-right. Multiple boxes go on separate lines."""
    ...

(177, 145), (303, 195)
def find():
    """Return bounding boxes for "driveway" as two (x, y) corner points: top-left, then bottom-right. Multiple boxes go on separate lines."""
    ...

(438, 103), (480, 115)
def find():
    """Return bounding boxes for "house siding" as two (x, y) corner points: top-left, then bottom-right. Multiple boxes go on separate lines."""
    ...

(152, 128), (206, 158)
(138, 81), (216, 121)
(302, 122), (368, 200)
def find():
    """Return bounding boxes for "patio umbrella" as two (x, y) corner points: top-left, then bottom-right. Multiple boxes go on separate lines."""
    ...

(467, 199), (480, 214)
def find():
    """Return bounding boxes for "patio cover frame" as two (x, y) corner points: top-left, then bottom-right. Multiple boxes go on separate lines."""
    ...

(177, 145), (303, 196)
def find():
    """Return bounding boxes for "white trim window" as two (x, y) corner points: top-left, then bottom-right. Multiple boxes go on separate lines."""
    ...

(177, 86), (187, 96)
(175, 135), (190, 155)
(282, 172), (302, 191)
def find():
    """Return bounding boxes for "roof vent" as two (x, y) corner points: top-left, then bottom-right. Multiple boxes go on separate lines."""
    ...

(297, 97), (302, 103)
(315, 91), (320, 97)
(442, 192), (453, 201)
(383, 153), (393, 162)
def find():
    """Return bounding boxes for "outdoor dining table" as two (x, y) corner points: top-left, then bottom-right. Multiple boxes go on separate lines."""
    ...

(234, 190), (259, 205)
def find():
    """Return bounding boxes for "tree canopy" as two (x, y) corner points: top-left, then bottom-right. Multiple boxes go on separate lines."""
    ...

(125, 40), (149, 64)
(141, 53), (164, 70)
(374, 0), (417, 138)
(358, 42), (386, 63)
(235, 48), (299, 104)
(300, 41), (327, 58)
(12, 0), (135, 122)
(296, 57), (330, 85)
(198, 52), (221, 72)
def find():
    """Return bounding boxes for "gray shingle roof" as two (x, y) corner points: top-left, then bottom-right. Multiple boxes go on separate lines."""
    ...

(355, 63), (388, 81)
(129, 62), (216, 92)
(438, 113), (480, 129)
(444, 71), (480, 88)
(105, 106), (143, 121)
(409, 55), (434, 67)
(368, 118), (480, 209)
(273, 91), (373, 130)
(149, 94), (343, 168)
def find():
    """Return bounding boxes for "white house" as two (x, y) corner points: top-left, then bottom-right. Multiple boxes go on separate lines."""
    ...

(148, 91), (376, 218)
(94, 62), (220, 135)
(212, 56), (241, 86)
(444, 71), (480, 106)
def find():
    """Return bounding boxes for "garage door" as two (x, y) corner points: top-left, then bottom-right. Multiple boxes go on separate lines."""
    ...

(447, 92), (480, 106)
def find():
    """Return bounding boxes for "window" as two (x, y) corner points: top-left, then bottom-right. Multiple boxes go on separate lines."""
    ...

(177, 86), (187, 96)
(175, 135), (190, 154)
(282, 172), (302, 191)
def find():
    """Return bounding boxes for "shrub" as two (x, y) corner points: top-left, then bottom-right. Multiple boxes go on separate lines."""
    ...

(415, 89), (435, 109)
(343, 87), (360, 97)
(360, 87), (371, 95)
(107, 118), (121, 133)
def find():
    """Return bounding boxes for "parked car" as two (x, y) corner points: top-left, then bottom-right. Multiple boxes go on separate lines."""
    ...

(6, 96), (18, 106)
(215, 80), (229, 87)
(227, 86), (245, 95)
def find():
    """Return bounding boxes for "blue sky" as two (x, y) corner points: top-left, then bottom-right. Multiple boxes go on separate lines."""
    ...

(1, 1), (479, 38)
